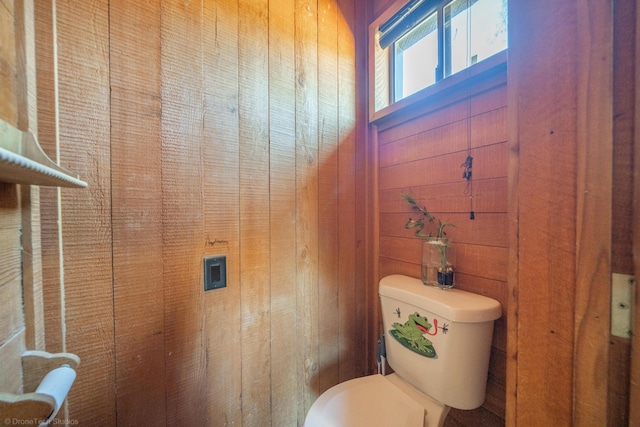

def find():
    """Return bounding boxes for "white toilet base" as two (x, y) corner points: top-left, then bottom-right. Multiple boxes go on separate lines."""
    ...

(304, 374), (449, 427)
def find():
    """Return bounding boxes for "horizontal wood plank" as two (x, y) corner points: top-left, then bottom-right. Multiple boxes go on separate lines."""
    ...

(379, 236), (507, 281)
(380, 212), (508, 247)
(380, 178), (508, 214)
(379, 101), (468, 145)
(378, 84), (507, 146)
(380, 119), (468, 167)
(380, 107), (507, 168)
(380, 143), (508, 191)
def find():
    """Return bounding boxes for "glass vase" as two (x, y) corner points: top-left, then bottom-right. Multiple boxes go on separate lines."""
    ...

(421, 238), (456, 289)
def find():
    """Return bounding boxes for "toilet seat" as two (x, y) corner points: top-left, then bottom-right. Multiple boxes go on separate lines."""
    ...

(304, 374), (426, 427)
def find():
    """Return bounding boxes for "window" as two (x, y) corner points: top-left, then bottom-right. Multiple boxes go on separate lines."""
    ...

(394, 12), (439, 99)
(443, 0), (508, 79)
(372, 0), (507, 109)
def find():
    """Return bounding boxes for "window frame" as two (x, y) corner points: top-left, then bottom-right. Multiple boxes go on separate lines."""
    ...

(369, 0), (508, 123)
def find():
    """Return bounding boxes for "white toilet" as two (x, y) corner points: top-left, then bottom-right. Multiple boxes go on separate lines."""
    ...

(305, 274), (502, 427)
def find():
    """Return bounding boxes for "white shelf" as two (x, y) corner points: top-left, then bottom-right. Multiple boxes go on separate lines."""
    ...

(0, 119), (87, 188)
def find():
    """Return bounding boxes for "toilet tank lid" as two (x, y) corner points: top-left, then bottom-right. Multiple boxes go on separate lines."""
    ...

(379, 275), (502, 323)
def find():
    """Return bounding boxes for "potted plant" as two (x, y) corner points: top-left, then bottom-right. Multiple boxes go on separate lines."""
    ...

(402, 194), (456, 289)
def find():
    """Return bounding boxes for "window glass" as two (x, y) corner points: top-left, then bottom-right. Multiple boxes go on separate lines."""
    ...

(393, 12), (438, 100)
(444, 0), (507, 77)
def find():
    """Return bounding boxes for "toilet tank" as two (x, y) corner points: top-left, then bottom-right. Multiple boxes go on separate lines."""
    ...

(379, 275), (502, 410)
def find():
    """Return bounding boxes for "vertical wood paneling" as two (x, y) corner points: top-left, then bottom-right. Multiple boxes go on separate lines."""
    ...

(21, 1), (365, 426)
(632, 1), (640, 423)
(0, 331), (25, 395)
(372, 0), (395, 20)
(268, 0), (298, 424)
(508, 1), (614, 425)
(337, 0), (358, 384)
(20, 185), (43, 350)
(574, 1), (612, 425)
(15, 0), (45, 352)
(295, 0), (320, 417)
(612, 0), (636, 276)
(0, 0), (18, 124)
(110, 1), (164, 424)
(0, 183), (25, 378)
(609, 2), (636, 423)
(0, 184), (24, 384)
(317, 0), (340, 396)
(509, 5), (577, 425)
(370, 126), (382, 375)
(34, 0), (64, 355)
(14, 0), (37, 132)
(505, 11), (520, 425)
(4, 1), (634, 425)
(160, 1), (206, 425)
(55, 0), (114, 424)
(0, 226), (23, 345)
(629, 0), (640, 425)
(202, 1), (242, 425)
(353, 0), (371, 378)
(238, 0), (272, 424)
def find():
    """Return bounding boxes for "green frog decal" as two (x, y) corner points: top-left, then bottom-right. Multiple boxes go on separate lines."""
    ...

(389, 312), (437, 358)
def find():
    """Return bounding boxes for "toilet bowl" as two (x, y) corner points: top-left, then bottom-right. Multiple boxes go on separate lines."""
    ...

(304, 275), (502, 427)
(304, 373), (449, 427)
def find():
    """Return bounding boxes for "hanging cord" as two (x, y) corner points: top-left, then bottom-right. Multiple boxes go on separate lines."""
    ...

(462, 97), (475, 220)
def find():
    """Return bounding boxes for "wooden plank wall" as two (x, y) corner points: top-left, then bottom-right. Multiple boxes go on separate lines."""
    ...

(53, 1), (115, 425)
(0, 0), (25, 387)
(0, 2), (23, 399)
(369, 1), (635, 426)
(30, 0), (367, 426)
(0, 182), (23, 398)
(0, 0), (30, 400)
(610, 0), (636, 424)
(34, 0), (64, 357)
(111, 1), (165, 424)
(16, 0), (45, 353)
(375, 79), (509, 426)
(0, 0), (18, 125)
(632, 2), (640, 424)
(268, 0), (297, 421)
(508, 0), (614, 426)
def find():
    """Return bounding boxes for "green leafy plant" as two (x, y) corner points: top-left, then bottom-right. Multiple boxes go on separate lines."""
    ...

(401, 193), (454, 239)
(402, 193), (456, 287)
